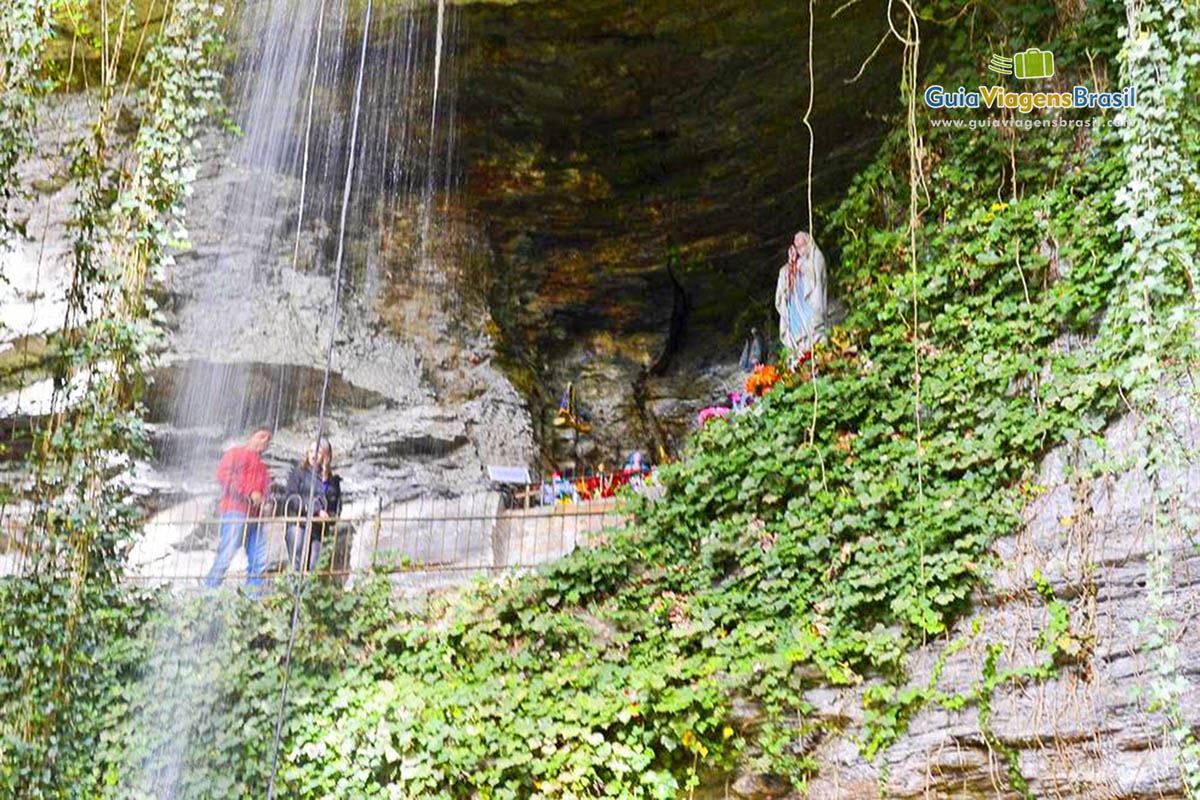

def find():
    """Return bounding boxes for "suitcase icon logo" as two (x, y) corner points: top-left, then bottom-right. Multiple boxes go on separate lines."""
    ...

(1013, 48), (1055, 79)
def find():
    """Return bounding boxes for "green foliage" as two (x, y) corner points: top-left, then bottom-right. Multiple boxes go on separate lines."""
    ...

(55, 3), (1162, 794)
(85, 580), (732, 799)
(0, 578), (156, 797)
(1110, 0), (1200, 794)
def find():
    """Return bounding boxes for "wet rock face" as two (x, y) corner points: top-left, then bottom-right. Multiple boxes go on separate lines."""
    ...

(155, 122), (536, 498)
(730, 773), (792, 799)
(731, 392), (1200, 800)
(145, 360), (391, 434)
(455, 0), (899, 466)
(0, 88), (536, 501)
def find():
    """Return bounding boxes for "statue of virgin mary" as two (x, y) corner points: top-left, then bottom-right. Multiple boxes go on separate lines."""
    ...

(774, 231), (827, 363)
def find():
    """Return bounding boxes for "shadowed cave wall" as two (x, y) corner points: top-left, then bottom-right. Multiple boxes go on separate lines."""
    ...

(452, 0), (902, 469)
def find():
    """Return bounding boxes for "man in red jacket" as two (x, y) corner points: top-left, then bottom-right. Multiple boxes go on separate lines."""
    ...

(204, 427), (273, 589)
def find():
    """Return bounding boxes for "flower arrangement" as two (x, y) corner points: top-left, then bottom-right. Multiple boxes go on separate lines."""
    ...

(745, 363), (782, 397)
(697, 406), (731, 427)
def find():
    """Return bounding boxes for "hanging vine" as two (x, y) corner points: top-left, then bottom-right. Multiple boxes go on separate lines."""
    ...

(0, 1), (57, 253)
(1109, 0), (1200, 793)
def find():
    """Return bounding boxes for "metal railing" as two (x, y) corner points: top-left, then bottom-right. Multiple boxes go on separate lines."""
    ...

(0, 481), (653, 587)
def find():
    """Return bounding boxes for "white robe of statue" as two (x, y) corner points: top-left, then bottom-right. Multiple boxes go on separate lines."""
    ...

(774, 231), (827, 361)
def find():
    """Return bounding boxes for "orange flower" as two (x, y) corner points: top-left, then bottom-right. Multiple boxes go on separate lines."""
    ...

(745, 364), (781, 397)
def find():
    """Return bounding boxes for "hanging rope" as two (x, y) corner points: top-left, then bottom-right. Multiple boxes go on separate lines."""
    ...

(802, 0), (829, 492)
(290, 0), (327, 276)
(272, 0), (327, 434)
(423, 0), (446, 248)
(897, 0), (923, 499)
(841, 3), (924, 499)
(884, 0), (930, 640)
(265, 0), (373, 795)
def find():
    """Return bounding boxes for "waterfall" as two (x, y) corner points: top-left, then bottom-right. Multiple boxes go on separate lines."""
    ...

(162, 0), (461, 477)
(119, 2), (459, 794)
(119, 594), (237, 799)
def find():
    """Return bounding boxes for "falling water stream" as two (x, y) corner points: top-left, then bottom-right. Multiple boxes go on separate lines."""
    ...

(164, 0), (460, 470)
(122, 1), (458, 795)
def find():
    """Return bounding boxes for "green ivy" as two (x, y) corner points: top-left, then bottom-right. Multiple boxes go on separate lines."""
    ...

(0, 578), (156, 796)
(72, 2), (1149, 794)
(1109, 0), (1200, 794)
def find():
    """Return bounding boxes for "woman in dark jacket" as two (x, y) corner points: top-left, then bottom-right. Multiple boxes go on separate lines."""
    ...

(283, 439), (342, 573)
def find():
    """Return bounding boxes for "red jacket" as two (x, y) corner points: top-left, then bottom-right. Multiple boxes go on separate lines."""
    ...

(216, 445), (270, 515)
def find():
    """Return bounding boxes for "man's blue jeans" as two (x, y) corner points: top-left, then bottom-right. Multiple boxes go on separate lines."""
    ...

(204, 511), (268, 588)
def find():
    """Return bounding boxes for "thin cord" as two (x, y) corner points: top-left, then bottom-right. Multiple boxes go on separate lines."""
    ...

(891, 0), (930, 641)
(802, 0), (825, 488)
(896, 0), (924, 499)
(422, 0), (446, 249)
(803, 0), (815, 242)
(290, 0), (326, 275)
(881, 0), (924, 496)
(265, 0), (373, 795)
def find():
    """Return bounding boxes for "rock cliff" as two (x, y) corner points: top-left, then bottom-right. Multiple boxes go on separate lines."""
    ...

(3, 0), (901, 485)
(728, 391), (1200, 799)
(0, 91), (535, 503)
